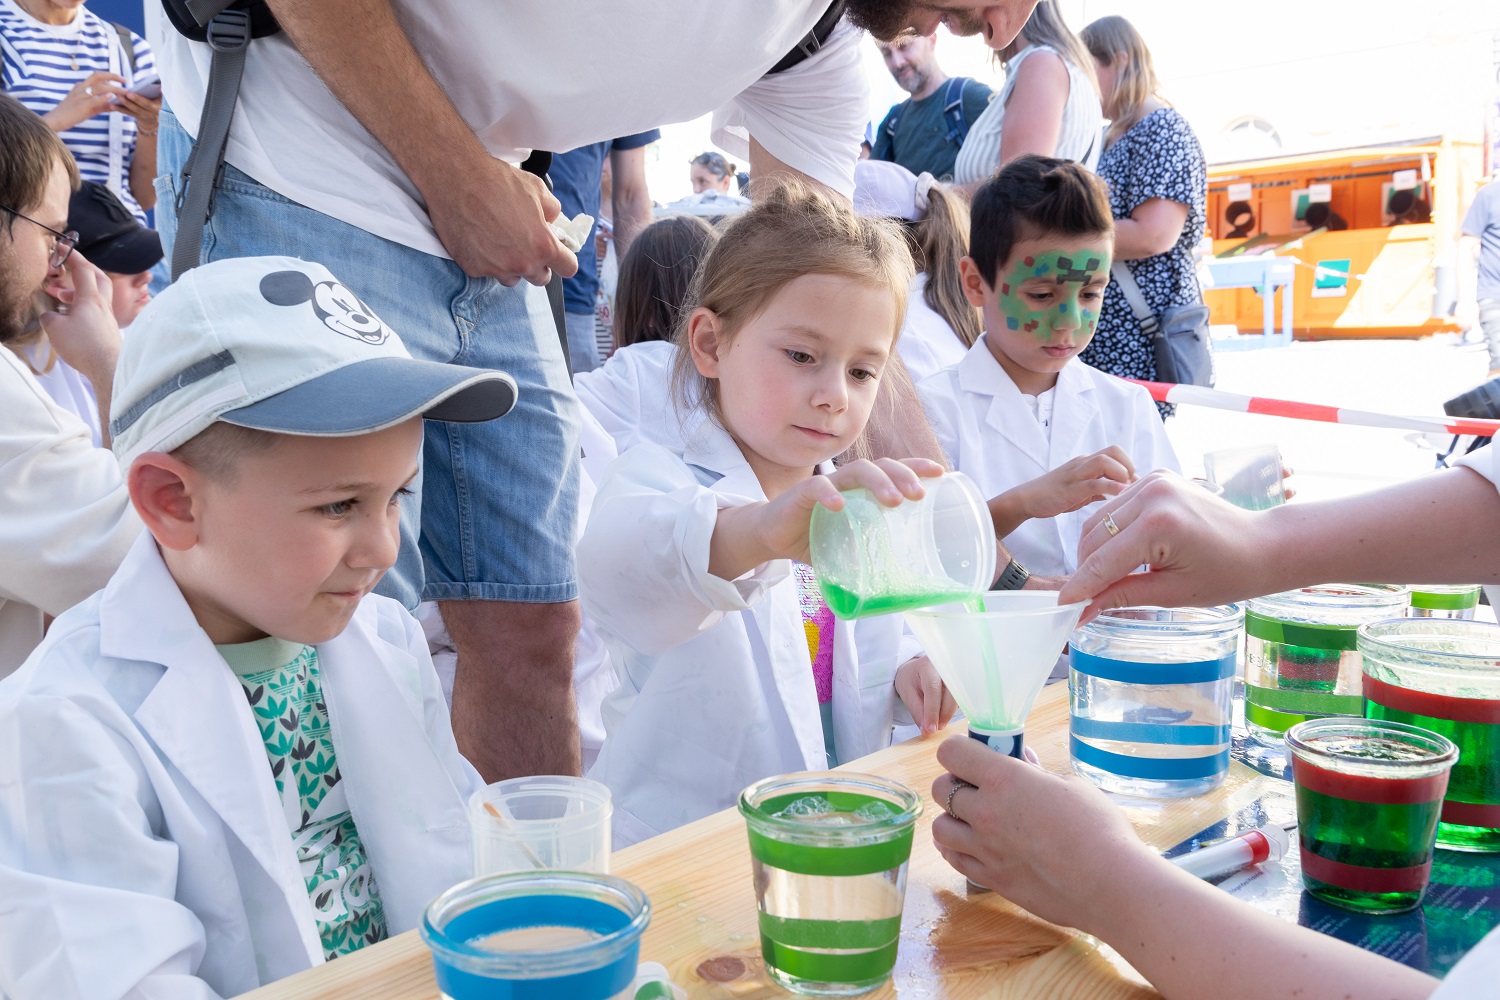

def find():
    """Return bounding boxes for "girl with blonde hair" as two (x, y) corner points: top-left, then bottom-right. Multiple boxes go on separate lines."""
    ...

(580, 181), (955, 845)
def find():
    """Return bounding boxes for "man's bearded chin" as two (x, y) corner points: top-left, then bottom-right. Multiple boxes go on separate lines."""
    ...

(0, 277), (36, 346)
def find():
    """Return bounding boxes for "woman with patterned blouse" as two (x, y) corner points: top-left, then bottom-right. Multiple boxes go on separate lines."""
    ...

(1077, 15), (1207, 418)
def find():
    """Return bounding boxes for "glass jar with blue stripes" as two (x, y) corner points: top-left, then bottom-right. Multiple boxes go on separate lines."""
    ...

(1069, 606), (1243, 798)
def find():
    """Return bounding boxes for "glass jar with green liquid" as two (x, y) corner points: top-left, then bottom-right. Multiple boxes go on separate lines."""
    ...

(1243, 584), (1409, 749)
(1359, 618), (1500, 852)
(809, 471), (996, 620)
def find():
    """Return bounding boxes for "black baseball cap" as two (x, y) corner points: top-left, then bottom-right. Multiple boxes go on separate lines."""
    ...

(67, 181), (164, 274)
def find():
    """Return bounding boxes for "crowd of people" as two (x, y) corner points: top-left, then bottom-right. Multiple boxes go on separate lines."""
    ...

(0, 0), (1496, 998)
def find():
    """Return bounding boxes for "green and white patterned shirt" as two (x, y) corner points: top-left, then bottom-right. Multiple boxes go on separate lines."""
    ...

(218, 637), (389, 961)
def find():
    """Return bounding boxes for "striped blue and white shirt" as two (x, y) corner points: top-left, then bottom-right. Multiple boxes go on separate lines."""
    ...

(0, 0), (155, 222)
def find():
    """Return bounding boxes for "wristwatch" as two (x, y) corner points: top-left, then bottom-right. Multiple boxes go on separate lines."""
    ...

(993, 558), (1031, 591)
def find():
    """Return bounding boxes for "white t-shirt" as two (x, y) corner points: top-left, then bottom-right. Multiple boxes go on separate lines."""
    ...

(13, 344), (102, 448)
(155, 4), (868, 258)
(897, 272), (970, 385)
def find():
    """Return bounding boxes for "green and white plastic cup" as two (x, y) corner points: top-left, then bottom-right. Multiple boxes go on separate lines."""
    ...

(739, 772), (921, 996)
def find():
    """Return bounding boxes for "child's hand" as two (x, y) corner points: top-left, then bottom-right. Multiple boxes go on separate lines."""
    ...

(1016, 446), (1136, 521)
(987, 448), (1136, 540)
(1280, 459), (1296, 501)
(759, 457), (944, 563)
(895, 654), (957, 735)
(709, 458), (943, 582)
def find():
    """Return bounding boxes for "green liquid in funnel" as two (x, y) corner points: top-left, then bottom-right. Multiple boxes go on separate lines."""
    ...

(819, 580), (979, 621)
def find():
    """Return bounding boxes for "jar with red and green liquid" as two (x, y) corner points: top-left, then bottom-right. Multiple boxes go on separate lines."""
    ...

(1243, 585), (1409, 749)
(1358, 619), (1500, 852)
(1287, 718), (1457, 914)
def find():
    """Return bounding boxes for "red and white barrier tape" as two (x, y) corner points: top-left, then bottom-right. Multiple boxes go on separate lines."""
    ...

(1127, 380), (1500, 438)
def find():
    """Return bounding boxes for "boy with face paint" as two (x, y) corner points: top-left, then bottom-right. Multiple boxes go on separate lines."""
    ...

(917, 156), (1178, 579)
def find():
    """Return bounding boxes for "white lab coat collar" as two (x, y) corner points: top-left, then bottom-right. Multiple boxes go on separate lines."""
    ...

(678, 415), (840, 770)
(957, 336), (1101, 472)
(99, 532), (325, 966)
(678, 412), (837, 499)
(98, 533), (471, 953)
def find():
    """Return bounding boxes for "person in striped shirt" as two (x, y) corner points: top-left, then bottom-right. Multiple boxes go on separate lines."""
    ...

(1, 0), (159, 223)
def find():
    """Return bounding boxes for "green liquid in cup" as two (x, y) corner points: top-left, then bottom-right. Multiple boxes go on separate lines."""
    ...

(1365, 703), (1500, 852)
(818, 580), (978, 621)
(1293, 737), (1446, 914)
(744, 792), (915, 997)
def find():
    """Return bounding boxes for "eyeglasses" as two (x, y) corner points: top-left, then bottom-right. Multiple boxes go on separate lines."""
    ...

(1, 206), (78, 268)
(690, 152), (731, 178)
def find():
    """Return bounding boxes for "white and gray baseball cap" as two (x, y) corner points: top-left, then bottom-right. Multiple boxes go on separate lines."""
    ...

(110, 256), (517, 466)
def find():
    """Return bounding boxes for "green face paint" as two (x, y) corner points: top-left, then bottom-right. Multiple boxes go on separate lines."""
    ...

(996, 249), (1108, 342)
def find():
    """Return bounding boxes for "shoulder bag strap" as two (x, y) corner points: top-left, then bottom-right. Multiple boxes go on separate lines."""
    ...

(1110, 261), (1159, 336)
(109, 22), (137, 76)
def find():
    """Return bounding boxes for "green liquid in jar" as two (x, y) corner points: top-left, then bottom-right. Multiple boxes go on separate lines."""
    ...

(1365, 701), (1500, 852)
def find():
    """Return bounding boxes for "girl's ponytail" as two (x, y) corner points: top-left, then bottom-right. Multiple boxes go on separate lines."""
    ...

(912, 184), (981, 349)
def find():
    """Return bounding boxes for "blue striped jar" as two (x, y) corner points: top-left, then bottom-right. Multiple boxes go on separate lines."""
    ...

(1070, 606), (1243, 798)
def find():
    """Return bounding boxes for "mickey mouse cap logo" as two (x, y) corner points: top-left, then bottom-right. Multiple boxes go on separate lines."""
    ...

(259, 270), (391, 346)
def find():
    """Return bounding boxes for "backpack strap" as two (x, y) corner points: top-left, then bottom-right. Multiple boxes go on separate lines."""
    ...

(765, 0), (845, 74)
(109, 22), (137, 77)
(942, 77), (970, 147)
(170, 7), (254, 279)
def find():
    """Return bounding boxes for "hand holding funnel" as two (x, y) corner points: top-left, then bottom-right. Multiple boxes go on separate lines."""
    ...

(906, 592), (1086, 759)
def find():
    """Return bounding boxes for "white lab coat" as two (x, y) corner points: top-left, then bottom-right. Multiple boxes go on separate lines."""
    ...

(919, 336), (1179, 576)
(579, 418), (920, 847)
(896, 273), (970, 386)
(0, 533), (480, 1000)
(571, 339), (683, 454)
(0, 347), (139, 677)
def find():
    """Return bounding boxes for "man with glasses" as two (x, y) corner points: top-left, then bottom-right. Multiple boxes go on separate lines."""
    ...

(0, 93), (139, 675)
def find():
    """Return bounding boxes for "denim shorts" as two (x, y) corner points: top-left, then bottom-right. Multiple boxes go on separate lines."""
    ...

(155, 108), (580, 608)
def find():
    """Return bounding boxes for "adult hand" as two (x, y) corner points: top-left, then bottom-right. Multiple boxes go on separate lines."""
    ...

(753, 457), (945, 565)
(425, 153), (579, 287)
(39, 252), (122, 390)
(894, 655), (957, 735)
(41, 72), (127, 133)
(114, 90), (162, 133)
(929, 736), (1159, 933)
(1058, 472), (1276, 621)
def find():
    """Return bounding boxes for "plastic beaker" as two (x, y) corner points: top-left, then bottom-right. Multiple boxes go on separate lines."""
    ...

(809, 470), (996, 621)
(1358, 618), (1500, 852)
(470, 776), (612, 876)
(905, 591), (1086, 758)
(421, 870), (649, 1000)
(1287, 718), (1456, 914)
(1204, 444), (1285, 511)
(739, 772), (921, 997)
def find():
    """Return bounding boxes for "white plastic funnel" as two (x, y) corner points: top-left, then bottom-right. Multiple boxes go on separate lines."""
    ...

(906, 592), (1086, 758)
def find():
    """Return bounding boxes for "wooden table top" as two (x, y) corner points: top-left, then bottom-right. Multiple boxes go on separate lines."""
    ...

(240, 682), (1283, 999)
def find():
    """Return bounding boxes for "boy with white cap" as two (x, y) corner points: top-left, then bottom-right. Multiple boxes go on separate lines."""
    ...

(0, 256), (516, 998)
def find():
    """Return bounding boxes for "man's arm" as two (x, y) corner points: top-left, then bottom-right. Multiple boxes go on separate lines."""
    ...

(608, 145), (653, 257)
(264, 0), (575, 285)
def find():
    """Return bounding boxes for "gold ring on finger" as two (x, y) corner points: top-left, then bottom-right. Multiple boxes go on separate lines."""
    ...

(1103, 511), (1121, 537)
